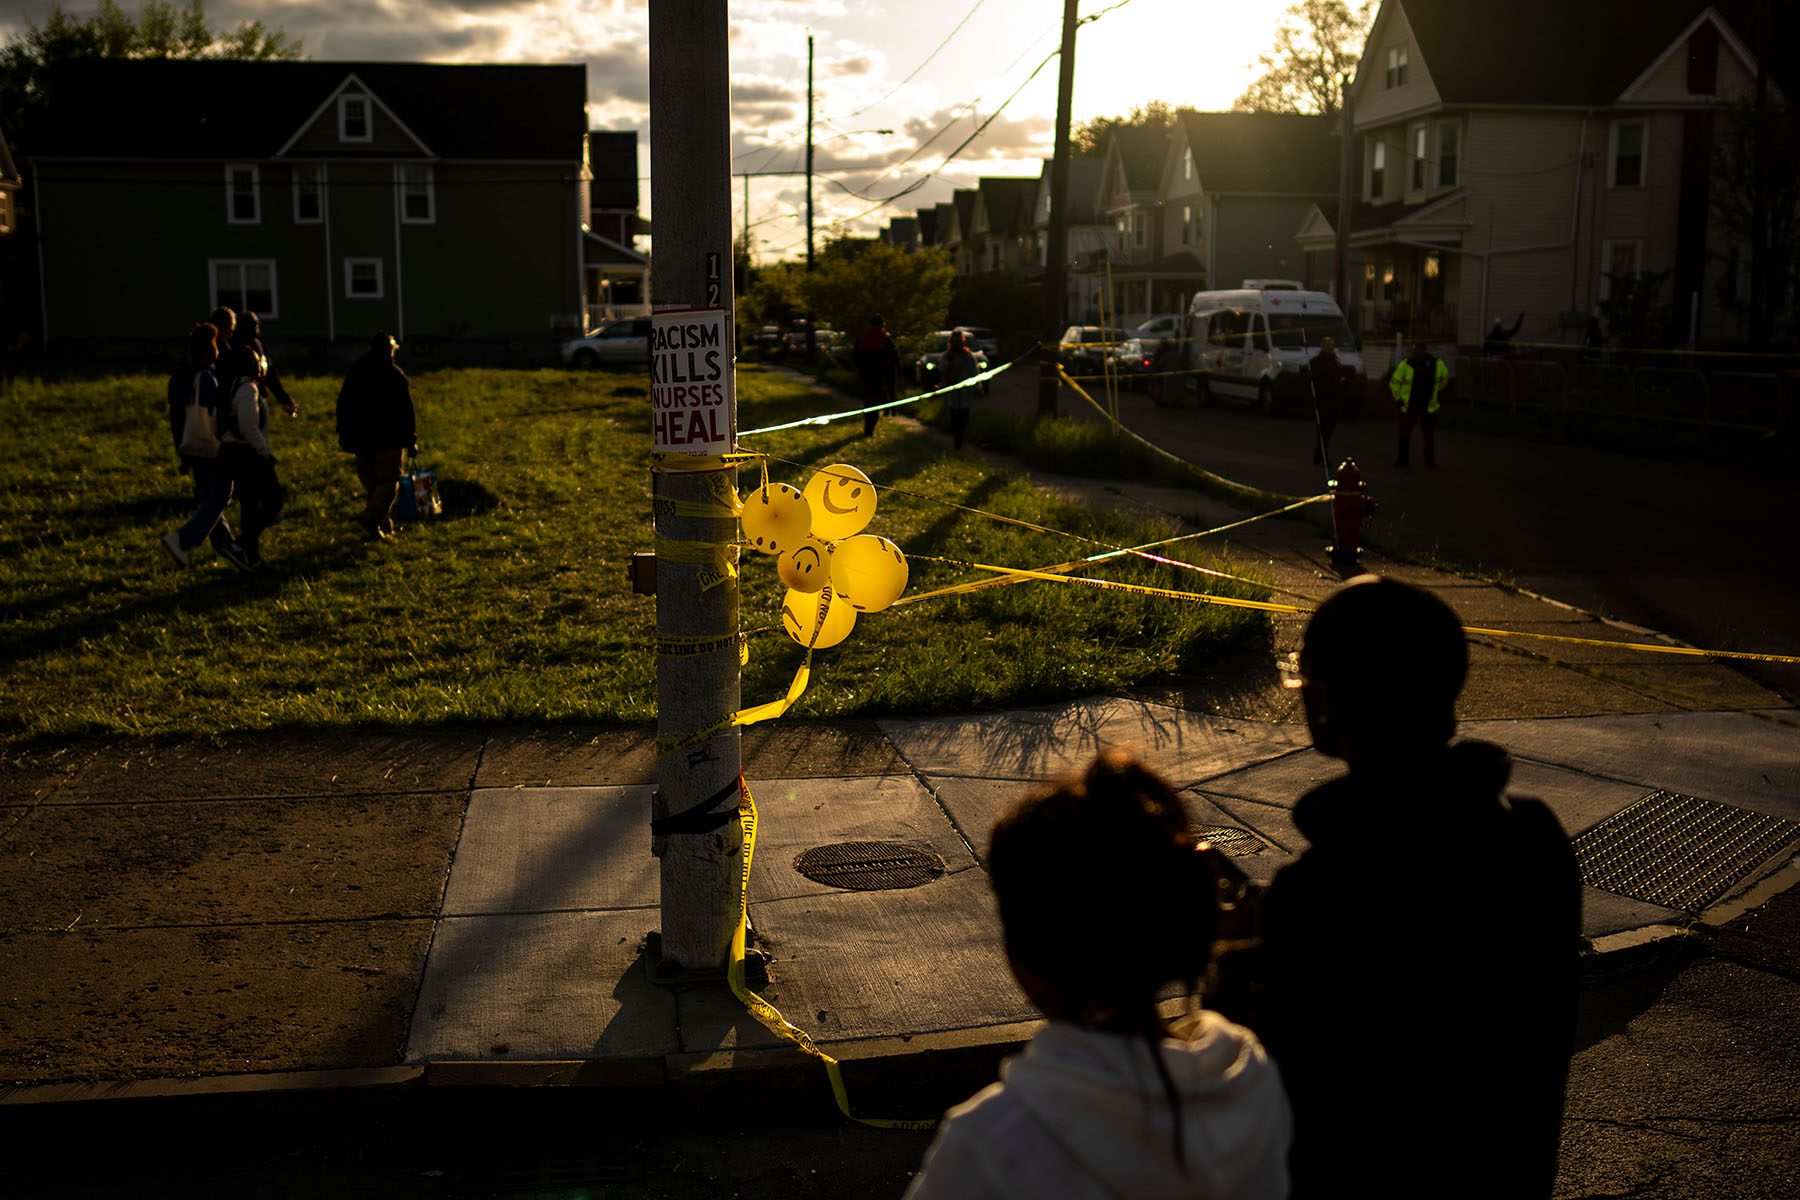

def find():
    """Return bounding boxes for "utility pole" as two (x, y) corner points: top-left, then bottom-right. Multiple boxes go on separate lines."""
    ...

(1748, 0), (1770, 348)
(1334, 72), (1354, 321)
(649, 0), (742, 978)
(1038, 0), (1081, 417)
(804, 33), (818, 358)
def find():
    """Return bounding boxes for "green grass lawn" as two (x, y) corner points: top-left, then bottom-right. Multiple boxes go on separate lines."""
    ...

(0, 364), (1271, 741)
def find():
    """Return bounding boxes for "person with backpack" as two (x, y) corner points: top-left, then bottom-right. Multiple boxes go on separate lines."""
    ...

(335, 331), (418, 540)
(1251, 577), (1581, 1198)
(1389, 340), (1449, 467)
(906, 751), (1292, 1200)
(217, 343), (285, 569)
(161, 322), (251, 570)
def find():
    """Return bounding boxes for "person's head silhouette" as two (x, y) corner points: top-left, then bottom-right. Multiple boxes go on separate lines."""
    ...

(1297, 575), (1467, 769)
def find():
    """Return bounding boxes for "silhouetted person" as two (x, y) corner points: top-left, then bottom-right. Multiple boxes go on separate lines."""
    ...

(1483, 311), (1525, 356)
(1306, 336), (1343, 467)
(1389, 340), (1447, 467)
(1253, 576), (1581, 1199)
(336, 332), (418, 540)
(217, 344), (285, 568)
(1581, 316), (1605, 363)
(906, 751), (1291, 1200)
(852, 314), (901, 437)
(937, 329), (982, 451)
(232, 310), (296, 417)
(161, 322), (250, 571)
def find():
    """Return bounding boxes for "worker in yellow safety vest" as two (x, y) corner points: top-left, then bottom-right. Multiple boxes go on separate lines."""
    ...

(1389, 340), (1449, 467)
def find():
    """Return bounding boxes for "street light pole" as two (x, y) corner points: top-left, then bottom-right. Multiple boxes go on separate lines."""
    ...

(649, 0), (742, 977)
(1039, 0), (1081, 416)
(805, 33), (817, 358)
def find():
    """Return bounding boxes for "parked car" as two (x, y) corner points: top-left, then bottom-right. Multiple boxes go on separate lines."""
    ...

(954, 325), (1000, 358)
(913, 331), (991, 394)
(1058, 325), (1126, 375)
(563, 317), (652, 368)
(754, 324), (783, 353)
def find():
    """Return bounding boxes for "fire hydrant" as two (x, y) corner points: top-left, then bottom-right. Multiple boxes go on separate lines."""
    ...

(1328, 457), (1376, 567)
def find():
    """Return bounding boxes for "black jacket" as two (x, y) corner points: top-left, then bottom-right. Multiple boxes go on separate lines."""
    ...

(1253, 740), (1582, 1199)
(335, 353), (417, 453)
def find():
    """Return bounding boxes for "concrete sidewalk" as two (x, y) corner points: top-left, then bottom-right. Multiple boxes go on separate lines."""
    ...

(5, 507), (1798, 1107)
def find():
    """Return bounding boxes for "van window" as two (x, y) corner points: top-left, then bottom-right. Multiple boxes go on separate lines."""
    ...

(1267, 312), (1357, 351)
(1209, 310), (1248, 347)
(1252, 314), (1272, 352)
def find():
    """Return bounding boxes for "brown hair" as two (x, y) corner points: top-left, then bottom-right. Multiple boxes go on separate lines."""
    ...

(187, 322), (219, 366)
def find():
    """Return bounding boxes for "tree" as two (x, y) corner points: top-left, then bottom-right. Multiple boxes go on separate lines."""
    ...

(1072, 100), (1176, 158)
(1233, 0), (1372, 117)
(801, 242), (954, 344)
(1711, 96), (1800, 348)
(0, 1), (302, 154)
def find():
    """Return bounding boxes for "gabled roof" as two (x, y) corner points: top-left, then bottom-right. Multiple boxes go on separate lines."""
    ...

(916, 207), (939, 244)
(1387, 0), (1795, 107)
(583, 229), (648, 266)
(950, 188), (977, 243)
(0, 126), (19, 185)
(1176, 111), (1336, 195)
(589, 131), (640, 210)
(1297, 188), (1474, 247)
(1112, 125), (1172, 192)
(42, 59), (587, 160)
(975, 176), (1037, 236)
(1034, 156), (1106, 226)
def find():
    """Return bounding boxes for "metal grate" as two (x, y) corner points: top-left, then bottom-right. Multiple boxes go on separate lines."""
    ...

(794, 841), (946, 891)
(1572, 789), (1800, 913)
(1193, 824), (1270, 858)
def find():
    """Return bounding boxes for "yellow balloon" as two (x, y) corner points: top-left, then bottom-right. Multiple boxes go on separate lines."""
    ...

(739, 482), (811, 556)
(781, 586), (857, 649)
(829, 534), (909, 613)
(802, 463), (876, 541)
(777, 534), (832, 593)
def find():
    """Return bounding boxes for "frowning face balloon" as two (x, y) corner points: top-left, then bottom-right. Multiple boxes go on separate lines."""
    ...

(802, 464), (876, 541)
(739, 482), (811, 555)
(780, 585), (857, 649)
(777, 533), (832, 594)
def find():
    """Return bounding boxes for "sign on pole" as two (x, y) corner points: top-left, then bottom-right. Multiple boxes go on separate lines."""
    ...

(651, 307), (734, 453)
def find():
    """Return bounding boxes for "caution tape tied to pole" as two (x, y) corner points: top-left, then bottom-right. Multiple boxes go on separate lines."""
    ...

(729, 776), (938, 1132)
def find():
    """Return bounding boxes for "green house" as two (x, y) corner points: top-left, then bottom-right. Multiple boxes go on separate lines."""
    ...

(37, 59), (595, 363)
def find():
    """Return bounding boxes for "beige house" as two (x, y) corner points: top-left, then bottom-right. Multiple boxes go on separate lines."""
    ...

(1031, 156), (1113, 323)
(1299, 0), (1788, 349)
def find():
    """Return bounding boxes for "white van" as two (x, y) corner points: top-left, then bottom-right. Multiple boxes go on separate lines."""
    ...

(1181, 288), (1363, 414)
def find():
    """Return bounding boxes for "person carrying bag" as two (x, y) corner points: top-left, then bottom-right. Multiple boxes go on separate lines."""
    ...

(218, 344), (286, 570)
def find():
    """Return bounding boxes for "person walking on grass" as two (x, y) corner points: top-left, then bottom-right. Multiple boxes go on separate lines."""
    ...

(162, 322), (252, 571)
(335, 331), (417, 540)
(1389, 339), (1448, 467)
(1252, 576), (1581, 1199)
(852, 314), (901, 437)
(217, 344), (286, 569)
(231, 310), (297, 419)
(937, 328), (983, 451)
(906, 751), (1291, 1200)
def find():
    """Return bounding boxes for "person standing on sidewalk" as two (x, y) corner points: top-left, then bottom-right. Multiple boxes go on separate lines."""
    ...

(1253, 576), (1581, 1199)
(852, 314), (901, 437)
(161, 322), (252, 571)
(937, 329), (982, 451)
(1306, 336), (1344, 467)
(907, 751), (1292, 1200)
(1389, 340), (1447, 467)
(217, 344), (286, 569)
(335, 332), (417, 540)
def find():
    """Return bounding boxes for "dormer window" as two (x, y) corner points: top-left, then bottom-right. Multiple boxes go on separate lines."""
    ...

(1183, 147), (1194, 181)
(1385, 45), (1409, 89)
(339, 94), (371, 143)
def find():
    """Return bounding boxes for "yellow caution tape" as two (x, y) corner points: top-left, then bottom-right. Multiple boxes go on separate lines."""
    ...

(729, 777), (938, 1131)
(1462, 625), (1800, 666)
(652, 450), (764, 472)
(656, 632), (747, 660)
(654, 537), (739, 593)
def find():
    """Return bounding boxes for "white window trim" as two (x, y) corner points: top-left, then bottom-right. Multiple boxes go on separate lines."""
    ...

(292, 164), (324, 225)
(1436, 120), (1461, 188)
(1608, 119), (1648, 189)
(1598, 239), (1643, 300)
(1368, 138), (1387, 200)
(1386, 45), (1409, 89)
(1409, 122), (1429, 192)
(397, 164), (436, 225)
(225, 164), (260, 225)
(338, 94), (372, 143)
(344, 257), (385, 300)
(208, 258), (280, 319)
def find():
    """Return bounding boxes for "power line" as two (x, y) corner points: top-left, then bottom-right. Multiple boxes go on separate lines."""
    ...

(843, 0), (990, 119)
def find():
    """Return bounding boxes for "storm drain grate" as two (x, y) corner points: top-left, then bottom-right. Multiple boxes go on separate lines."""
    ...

(1193, 824), (1270, 858)
(1572, 789), (1800, 913)
(795, 841), (946, 891)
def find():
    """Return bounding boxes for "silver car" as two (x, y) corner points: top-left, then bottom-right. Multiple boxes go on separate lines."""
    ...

(562, 317), (651, 367)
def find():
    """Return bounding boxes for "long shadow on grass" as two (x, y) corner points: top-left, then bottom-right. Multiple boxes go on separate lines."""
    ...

(0, 536), (369, 670)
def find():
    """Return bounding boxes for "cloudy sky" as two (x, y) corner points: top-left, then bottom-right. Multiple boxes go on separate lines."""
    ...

(9, 0), (1301, 258)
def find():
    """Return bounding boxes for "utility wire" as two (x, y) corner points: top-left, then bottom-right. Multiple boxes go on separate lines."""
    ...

(843, 0), (990, 119)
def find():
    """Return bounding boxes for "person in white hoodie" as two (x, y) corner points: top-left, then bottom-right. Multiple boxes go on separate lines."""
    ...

(218, 344), (286, 569)
(906, 751), (1291, 1200)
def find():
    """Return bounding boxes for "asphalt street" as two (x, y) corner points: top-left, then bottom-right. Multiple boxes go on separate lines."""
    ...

(991, 367), (1800, 700)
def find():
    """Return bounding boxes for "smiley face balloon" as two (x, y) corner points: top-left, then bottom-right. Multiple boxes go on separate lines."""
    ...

(802, 464), (877, 541)
(739, 483), (811, 556)
(829, 534), (909, 613)
(776, 533), (832, 594)
(780, 585), (857, 649)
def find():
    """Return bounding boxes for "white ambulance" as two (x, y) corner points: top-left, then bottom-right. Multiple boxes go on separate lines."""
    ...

(1180, 284), (1363, 415)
